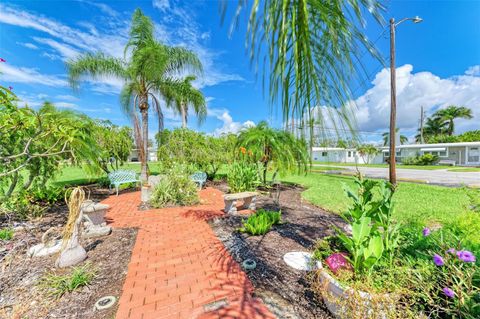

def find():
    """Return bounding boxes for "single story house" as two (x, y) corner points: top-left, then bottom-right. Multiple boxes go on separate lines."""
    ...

(128, 148), (158, 162)
(312, 141), (480, 166)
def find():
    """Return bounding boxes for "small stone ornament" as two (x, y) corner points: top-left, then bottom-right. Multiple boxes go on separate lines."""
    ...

(81, 200), (111, 239)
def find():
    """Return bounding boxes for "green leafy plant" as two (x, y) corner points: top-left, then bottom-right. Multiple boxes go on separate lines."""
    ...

(30, 186), (66, 204)
(239, 209), (281, 235)
(227, 161), (260, 193)
(402, 154), (439, 166)
(0, 227), (14, 241)
(150, 165), (199, 208)
(39, 263), (96, 298)
(336, 176), (401, 275)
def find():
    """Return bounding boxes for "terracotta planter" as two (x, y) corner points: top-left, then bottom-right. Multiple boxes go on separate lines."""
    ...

(318, 262), (395, 319)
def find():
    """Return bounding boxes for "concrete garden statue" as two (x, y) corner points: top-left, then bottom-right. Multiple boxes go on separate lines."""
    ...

(55, 187), (87, 268)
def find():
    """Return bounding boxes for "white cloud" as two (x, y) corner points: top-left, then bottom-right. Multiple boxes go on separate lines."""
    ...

(55, 94), (78, 101)
(17, 42), (38, 50)
(152, 0), (170, 11)
(34, 37), (79, 60)
(352, 64), (480, 135)
(55, 102), (77, 108)
(209, 107), (255, 136)
(465, 65), (480, 76)
(0, 63), (67, 86)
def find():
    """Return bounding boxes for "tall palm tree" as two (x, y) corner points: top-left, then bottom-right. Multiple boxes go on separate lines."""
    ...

(415, 116), (446, 143)
(237, 121), (309, 185)
(224, 0), (385, 147)
(67, 9), (202, 182)
(382, 128), (408, 146)
(163, 75), (206, 128)
(433, 105), (473, 136)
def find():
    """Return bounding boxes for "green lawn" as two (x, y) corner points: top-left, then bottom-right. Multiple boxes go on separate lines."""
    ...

(280, 173), (471, 225)
(447, 167), (480, 172)
(313, 162), (455, 170)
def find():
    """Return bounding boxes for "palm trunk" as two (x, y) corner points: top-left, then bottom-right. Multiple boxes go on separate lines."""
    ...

(140, 105), (149, 183)
(181, 102), (187, 128)
(449, 120), (454, 136)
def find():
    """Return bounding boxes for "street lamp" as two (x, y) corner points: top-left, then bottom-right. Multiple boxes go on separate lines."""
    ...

(388, 16), (422, 187)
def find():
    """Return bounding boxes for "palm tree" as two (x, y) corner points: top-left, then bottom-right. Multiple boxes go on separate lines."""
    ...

(433, 105), (473, 136)
(415, 116), (446, 142)
(224, 1), (385, 148)
(382, 128), (408, 146)
(237, 121), (309, 185)
(67, 9), (202, 183)
(163, 75), (206, 128)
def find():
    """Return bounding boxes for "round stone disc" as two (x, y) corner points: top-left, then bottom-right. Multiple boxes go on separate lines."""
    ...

(283, 251), (320, 271)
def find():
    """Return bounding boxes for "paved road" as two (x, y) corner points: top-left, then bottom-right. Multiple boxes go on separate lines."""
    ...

(314, 164), (480, 187)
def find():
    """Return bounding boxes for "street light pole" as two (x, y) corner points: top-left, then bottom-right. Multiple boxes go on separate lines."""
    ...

(389, 18), (397, 186)
(388, 16), (422, 187)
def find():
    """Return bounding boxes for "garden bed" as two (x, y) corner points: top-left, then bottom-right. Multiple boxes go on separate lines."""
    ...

(0, 188), (137, 319)
(209, 182), (345, 318)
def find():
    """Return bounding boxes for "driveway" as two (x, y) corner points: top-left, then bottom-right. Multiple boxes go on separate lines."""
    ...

(314, 164), (480, 187)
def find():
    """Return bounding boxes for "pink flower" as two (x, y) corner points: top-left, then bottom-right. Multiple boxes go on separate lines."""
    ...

(8, 86), (13, 91)
(0, 58), (5, 62)
(325, 253), (352, 275)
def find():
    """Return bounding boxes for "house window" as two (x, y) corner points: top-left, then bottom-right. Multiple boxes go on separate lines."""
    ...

(423, 151), (447, 157)
(322, 152), (328, 157)
(347, 151), (352, 157)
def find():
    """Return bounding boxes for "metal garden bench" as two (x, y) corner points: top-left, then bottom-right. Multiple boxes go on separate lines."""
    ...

(108, 170), (140, 196)
(190, 171), (207, 189)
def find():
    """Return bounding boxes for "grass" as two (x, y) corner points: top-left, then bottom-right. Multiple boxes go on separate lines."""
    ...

(280, 173), (471, 225)
(447, 167), (480, 172)
(0, 227), (14, 240)
(313, 162), (455, 170)
(38, 263), (96, 298)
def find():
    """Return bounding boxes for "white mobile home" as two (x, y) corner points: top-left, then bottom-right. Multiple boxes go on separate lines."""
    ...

(312, 141), (480, 166)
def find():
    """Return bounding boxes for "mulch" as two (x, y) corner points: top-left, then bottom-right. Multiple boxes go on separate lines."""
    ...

(0, 186), (137, 319)
(208, 181), (345, 319)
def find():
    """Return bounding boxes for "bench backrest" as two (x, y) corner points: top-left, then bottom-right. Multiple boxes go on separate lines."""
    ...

(108, 170), (138, 184)
(190, 171), (207, 181)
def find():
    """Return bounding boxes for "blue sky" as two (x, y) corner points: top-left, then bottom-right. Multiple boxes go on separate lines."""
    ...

(1, 0), (479, 143)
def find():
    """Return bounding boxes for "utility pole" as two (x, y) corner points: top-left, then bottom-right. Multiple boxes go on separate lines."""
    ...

(420, 105), (425, 144)
(389, 18), (397, 186)
(388, 16), (422, 187)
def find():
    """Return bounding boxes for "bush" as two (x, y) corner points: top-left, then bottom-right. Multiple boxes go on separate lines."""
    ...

(150, 166), (199, 208)
(38, 263), (96, 298)
(239, 209), (281, 235)
(227, 162), (260, 193)
(0, 191), (46, 220)
(30, 186), (66, 204)
(0, 227), (14, 240)
(402, 154), (439, 166)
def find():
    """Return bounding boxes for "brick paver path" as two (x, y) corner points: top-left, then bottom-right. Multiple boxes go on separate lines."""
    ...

(102, 188), (275, 319)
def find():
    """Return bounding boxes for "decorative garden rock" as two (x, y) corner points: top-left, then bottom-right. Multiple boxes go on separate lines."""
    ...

(283, 251), (321, 271)
(55, 188), (87, 268)
(81, 200), (111, 239)
(28, 227), (62, 257)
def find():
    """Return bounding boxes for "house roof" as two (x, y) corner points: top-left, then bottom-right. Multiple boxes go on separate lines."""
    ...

(312, 141), (480, 152)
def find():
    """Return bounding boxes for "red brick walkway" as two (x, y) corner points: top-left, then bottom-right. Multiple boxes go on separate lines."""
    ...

(102, 188), (275, 319)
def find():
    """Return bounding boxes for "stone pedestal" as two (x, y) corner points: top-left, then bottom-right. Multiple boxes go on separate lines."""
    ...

(81, 200), (111, 238)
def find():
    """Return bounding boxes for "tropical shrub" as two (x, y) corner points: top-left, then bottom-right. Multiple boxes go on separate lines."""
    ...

(237, 121), (309, 185)
(94, 120), (133, 173)
(156, 129), (236, 178)
(356, 144), (378, 164)
(239, 209), (282, 235)
(30, 186), (66, 204)
(150, 166), (199, 208)
(227, 161), (260, 193)
(402, 153), (439, 166)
